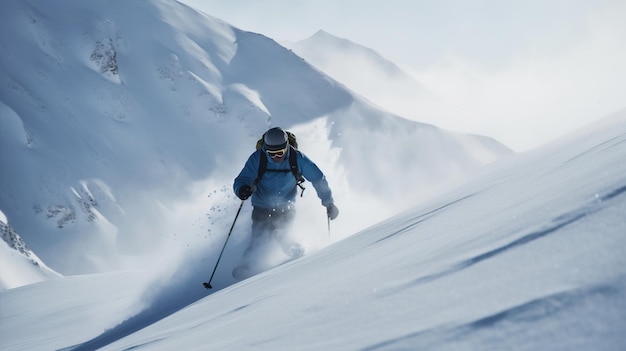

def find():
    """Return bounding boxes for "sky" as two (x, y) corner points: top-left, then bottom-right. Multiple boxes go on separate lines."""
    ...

(180, 0), (626, 151)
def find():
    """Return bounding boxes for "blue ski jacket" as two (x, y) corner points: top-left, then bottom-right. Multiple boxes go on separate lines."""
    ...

(234, 147), (334, 210)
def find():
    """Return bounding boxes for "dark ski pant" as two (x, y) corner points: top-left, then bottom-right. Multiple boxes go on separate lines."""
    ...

(244, 206), (296, 258)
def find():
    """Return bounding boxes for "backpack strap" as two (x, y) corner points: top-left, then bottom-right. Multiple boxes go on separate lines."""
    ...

(254, 147), (306, 197)
(254, 149), (267, 188)
(288, 147), (306, 197)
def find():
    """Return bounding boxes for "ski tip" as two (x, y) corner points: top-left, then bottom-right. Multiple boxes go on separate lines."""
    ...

(203, 282), (212, 289)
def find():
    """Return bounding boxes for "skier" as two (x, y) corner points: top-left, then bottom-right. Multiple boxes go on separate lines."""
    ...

(232, 127), (339, 278)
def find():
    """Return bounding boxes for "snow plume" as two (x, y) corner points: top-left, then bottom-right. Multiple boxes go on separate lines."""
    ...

(59, 182), (248, 350)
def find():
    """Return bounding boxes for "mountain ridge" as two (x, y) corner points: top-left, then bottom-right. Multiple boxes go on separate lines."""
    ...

(285, 29), (439, 119)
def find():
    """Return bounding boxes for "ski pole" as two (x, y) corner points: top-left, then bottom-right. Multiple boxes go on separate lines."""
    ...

(203, 200), (244, 289)
(327, 214), (331, 240)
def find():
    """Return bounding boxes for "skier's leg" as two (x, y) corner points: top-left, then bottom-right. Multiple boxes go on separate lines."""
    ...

(233, 207), (273, 279)
(245, 207), (276, 256)
(274, 208), (304, 258)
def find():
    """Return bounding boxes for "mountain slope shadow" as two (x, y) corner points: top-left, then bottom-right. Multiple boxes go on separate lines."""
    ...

(62, 274), (211, 351)
(405, 209), (589, 289)
(381, 182), (626, 298)
(61, 224), (257, 351)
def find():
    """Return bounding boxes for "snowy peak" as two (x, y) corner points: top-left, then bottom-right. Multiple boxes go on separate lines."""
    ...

(295, 30), (412, 78)
(286, 30), (436, 110)
(286, 30), (492, 134)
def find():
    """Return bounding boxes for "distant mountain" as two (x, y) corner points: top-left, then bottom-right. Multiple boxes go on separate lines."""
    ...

(0, 211), (60, 290)
(285, 30), (448, 125)
(0, 0), (513, 276)
(287, 30), (432, 96)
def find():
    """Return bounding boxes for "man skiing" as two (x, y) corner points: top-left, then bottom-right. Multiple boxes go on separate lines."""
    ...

(233, 127), (339, 278)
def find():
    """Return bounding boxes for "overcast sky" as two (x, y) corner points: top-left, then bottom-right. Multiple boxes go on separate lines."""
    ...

(179, 0), (626, 151)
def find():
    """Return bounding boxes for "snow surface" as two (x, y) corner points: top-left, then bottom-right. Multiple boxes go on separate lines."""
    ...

(1, 0), (625, 350)
(2, 106), (625, 351)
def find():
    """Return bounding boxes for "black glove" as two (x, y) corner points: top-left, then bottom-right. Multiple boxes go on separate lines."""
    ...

(237, 184), (253, 200)
(326, 203), (339, 220)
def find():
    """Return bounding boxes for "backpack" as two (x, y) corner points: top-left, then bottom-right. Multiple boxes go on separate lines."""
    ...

(254, 131), (306, 196)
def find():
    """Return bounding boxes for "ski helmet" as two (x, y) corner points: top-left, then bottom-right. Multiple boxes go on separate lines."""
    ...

(264, 127), (288, 150)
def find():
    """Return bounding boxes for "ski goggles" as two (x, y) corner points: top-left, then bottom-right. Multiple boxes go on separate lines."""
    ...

(267, 147), (287, 158)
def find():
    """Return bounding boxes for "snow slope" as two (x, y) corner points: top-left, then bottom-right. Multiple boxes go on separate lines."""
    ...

(105, 110), (626, 351)
(0, 0), (511, 276)
(101, 109), (626, 350)
(2, 105), (624, 351)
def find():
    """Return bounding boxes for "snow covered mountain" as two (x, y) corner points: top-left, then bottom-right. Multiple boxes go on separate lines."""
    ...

(1, 107), (624, 351)
(0, 0), (512, 276)
(286, 30), (433, 99)
(286, 30), (449, 126)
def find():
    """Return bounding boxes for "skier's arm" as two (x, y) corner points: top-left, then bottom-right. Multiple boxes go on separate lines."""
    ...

(233, 151), (260, 196)
(298, 154), (334, 207)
